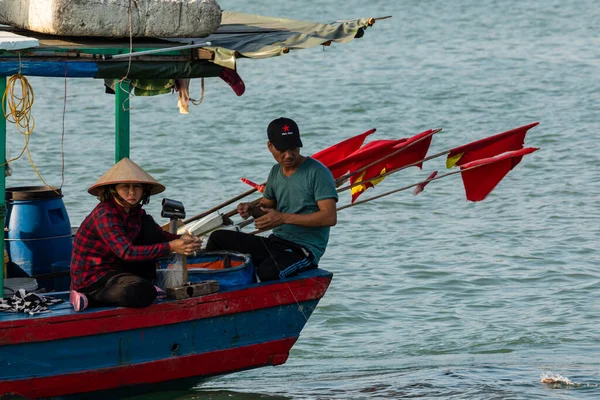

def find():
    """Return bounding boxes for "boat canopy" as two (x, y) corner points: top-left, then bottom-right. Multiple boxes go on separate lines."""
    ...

(0, 11), (381, 78)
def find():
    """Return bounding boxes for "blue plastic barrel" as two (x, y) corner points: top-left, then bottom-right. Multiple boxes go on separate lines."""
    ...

(4, 186), (73, 291)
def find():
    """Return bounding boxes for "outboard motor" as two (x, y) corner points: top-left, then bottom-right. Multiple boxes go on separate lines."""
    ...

(161, 198), (185, 234)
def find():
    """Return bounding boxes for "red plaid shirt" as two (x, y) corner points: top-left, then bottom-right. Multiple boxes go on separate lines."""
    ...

(70, 199), (179, 291)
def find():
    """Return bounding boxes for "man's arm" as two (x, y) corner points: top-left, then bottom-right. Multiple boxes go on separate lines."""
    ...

(254, 198), (337, 231)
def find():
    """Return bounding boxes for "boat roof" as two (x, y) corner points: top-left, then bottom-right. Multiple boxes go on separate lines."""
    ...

(0, 11), (385, 79)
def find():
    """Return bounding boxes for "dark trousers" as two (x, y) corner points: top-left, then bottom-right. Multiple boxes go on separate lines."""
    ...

(206, 230), (316, 281)
(85, 273), (156, 308)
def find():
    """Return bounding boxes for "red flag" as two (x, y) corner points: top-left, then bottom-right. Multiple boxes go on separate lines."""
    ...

(328, 138), (407, 180)
(413, 170), (438, 196)
(446, 122), (539, 168)
(240, 178), (265, 193)
(350, 129), (437, 202)
(311, 129), (376, 168)
(460, 147), (539, 201)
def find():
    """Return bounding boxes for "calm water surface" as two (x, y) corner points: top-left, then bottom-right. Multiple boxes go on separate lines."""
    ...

(6, 0), (600, 398)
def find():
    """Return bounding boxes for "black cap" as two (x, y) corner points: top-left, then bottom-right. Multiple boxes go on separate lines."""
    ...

(267, 117), (303, 151)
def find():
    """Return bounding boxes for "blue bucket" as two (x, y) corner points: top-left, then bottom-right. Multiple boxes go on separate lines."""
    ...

(5, 186), (73, 291)
(158, 251), (255, 291)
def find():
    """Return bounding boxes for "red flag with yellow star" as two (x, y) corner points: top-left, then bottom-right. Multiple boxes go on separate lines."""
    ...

(327, 138), (406, 180)
(350, 129), (438, 202)
(460, 147), (538, 201)
(311, 129), (376, 168)
(446, 122), (538, 168)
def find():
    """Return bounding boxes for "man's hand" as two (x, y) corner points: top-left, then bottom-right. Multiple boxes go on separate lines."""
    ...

(237, 202), (252, 219)
(254, 208), (285, 230)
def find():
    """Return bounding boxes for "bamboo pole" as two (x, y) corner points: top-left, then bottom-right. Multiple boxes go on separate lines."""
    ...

(183, 188), (258, 224)
(337, 156), (509, 211)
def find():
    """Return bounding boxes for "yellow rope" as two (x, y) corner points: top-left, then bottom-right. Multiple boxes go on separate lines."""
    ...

(2, 73), (58, 191)
(2, 73), (34, 136)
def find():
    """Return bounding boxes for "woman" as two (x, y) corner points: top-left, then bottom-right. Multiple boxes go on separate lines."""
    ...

(69, 158), (201, 311)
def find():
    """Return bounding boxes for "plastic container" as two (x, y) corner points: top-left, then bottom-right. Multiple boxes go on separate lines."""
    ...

(187, 252), (255, 290)
(5, 186), (73, 291)
(3, 277), (38, 297)
(157, 251), (254, 291)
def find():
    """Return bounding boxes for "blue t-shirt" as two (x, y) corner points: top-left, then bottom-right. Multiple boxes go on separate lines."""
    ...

(264, 157), (338, 264)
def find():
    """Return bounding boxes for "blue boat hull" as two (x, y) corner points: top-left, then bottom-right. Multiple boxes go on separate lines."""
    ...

(0, 269), (332, 399)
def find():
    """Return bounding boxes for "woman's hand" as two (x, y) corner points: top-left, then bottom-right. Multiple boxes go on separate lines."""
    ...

(180, 233), (202, 245)
(169, 235), (202, 256)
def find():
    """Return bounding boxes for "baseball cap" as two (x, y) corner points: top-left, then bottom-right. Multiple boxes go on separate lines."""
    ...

(267, 117), (303, 151)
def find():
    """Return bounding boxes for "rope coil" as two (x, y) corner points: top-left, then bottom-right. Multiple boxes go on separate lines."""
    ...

(2, 74), (35, 136)
(2, 73), (60, 192)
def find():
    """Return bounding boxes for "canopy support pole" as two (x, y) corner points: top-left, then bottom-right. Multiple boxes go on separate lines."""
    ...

(115, 81), (131, 162)
(0, 76), (6, 298)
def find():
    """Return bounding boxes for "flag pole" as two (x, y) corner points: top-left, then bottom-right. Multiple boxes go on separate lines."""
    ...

(183, 187), (259, 224)
(246, 149), (537, 234)
(338, 149), (538, 210)
(337, 169), (460, 211)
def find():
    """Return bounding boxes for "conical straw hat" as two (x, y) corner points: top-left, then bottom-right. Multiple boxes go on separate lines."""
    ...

(88, 158), (165, 196)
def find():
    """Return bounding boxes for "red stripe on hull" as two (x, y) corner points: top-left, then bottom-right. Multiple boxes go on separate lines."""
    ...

(0, 275), (331, 345)
(0, 337), (297, 399)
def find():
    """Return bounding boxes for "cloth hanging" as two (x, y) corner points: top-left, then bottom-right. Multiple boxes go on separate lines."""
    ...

(0, 289), (64, 316)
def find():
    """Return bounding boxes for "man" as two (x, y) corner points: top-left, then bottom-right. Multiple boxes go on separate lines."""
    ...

(206, 117), (338, 281)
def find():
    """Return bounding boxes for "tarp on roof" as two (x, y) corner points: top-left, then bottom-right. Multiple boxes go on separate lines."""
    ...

(166, 11), (376, 69)
(0, 11), (381, 77)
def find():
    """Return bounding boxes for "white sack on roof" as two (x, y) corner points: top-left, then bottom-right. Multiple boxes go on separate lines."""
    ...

(0, 0), (222, 38)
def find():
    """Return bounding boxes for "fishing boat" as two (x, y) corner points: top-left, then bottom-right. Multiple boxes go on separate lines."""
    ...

(0, 10), (382, 399)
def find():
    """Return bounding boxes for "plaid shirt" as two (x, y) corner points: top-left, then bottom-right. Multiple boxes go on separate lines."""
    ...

(70, 199), (179, 291)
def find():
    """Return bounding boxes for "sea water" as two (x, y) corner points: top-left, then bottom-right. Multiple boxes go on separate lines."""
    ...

(5, 0), (600, 398)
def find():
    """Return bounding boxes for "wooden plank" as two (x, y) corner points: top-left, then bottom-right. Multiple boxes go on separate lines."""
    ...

(195, 48), (214, 60)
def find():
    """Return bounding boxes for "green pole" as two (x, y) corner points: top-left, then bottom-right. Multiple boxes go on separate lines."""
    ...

(0, 76), (6, 298)
(115, 80), (131, 162)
